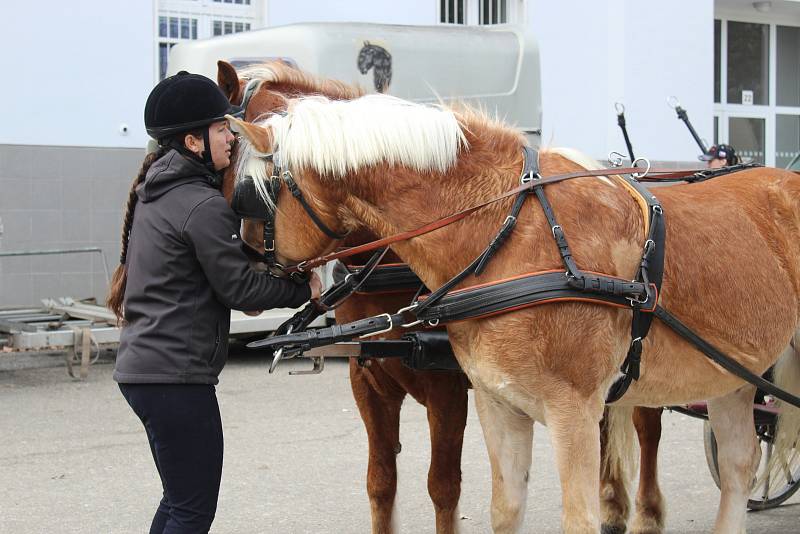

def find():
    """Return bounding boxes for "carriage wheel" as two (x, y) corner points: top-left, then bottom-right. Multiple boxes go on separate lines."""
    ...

(703, 420), (800, 510)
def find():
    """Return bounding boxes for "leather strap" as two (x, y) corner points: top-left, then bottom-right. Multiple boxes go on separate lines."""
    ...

(287, 163), (705, 273)
(654, 306), (800, 409)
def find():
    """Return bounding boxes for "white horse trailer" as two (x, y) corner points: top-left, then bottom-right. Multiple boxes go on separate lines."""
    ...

(167, 22), (542, 144)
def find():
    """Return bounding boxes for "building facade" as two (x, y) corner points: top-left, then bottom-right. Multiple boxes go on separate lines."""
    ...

(1, 0), (799, 305)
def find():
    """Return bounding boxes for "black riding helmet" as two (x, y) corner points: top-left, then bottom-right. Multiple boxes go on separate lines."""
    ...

(144, 71), (243, 176)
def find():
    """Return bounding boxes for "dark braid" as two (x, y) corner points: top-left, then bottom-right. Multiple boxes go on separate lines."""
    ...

(107, 146), (168, 321)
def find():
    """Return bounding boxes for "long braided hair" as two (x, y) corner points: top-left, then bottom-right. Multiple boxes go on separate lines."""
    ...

(107, 146), (168, 322)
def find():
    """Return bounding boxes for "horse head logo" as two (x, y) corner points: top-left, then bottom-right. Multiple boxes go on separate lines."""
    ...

(357, 41), (392, 94)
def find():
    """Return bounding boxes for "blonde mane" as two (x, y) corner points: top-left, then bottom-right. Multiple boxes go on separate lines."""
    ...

(259, 94), (469, 179)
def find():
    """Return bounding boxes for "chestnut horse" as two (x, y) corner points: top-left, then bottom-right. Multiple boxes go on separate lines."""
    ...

(218, 61), (470, 534)
(219, 61), (668, 533)
(229, 93), (800, 533)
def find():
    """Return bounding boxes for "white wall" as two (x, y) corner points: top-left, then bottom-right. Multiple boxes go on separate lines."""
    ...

(0, 1), (155, 148)
(530, 0), (714, 162)
(267, 0), (437, 26)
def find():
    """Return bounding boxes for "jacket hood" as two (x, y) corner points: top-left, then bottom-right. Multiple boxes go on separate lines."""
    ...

(138, 150), (218, 202)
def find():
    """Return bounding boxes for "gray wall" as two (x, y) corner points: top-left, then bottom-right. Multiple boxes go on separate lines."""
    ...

(0, 145), (144, 306)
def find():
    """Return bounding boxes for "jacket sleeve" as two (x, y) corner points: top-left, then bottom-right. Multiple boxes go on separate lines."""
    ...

(182, 194), (311, 311)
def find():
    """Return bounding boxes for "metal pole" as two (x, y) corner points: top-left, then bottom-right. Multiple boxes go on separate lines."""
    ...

(0, 247), (111, 285)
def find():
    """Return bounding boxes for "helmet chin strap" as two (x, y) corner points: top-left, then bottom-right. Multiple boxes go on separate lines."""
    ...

(201, 127), (221, 186)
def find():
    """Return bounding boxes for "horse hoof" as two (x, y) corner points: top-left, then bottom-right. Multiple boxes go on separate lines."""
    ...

(601, 524), (626, 534)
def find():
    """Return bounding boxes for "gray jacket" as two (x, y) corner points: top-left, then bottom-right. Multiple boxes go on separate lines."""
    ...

(113, 150), (310, 384)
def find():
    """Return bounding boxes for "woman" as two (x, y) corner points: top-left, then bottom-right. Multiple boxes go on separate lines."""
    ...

(108, 71), (321, 534)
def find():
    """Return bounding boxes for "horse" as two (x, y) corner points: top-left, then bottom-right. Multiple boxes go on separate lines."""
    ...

(219, 61), (672, 533)
(228, 92), (800, 533)
(218, 60), (470, 534)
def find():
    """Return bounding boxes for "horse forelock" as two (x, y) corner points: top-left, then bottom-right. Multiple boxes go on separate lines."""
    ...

(265, 94), (469, 178)
(234, 129), (278, 213)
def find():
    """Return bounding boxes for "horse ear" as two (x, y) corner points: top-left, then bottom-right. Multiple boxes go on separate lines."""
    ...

(226, 115), (273, 153)
(217, 60), (242, 104)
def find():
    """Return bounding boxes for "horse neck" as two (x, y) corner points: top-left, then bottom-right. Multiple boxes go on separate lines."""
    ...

(339, 137), (527, 288)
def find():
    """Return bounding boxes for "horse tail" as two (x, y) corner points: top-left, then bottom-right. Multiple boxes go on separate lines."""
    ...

(600, 405), (637, 525)
(106, 146), (167, 322)
(757, 331), (800, 495)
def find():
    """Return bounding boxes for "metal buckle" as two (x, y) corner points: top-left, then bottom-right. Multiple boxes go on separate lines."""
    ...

(359, 313), (394, 338)
(631, 157), (651, 179)
(398, 304), (423, 328)
(552, 225), (562, 238)
(504, 215), (517, 226)
(264, 240), (275, 252)
(296, 261), (308, 273)
(627, 287), (650, 306)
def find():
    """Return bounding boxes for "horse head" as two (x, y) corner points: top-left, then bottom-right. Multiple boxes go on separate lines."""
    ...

(218, 60), (367, 263)
(227, 111), (349, 268)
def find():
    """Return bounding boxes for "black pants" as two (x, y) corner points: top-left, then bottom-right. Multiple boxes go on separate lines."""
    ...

(119, 383), (224, 534)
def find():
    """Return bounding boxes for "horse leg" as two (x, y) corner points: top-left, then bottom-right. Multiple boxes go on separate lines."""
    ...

(707, 385), (759, 534)
(630, 407), (666, 534)
(599, 406), (636, 534)
(350, 361), (405, 534)
(474, 388), (534, 534)
(545, 391), (606, 533)
(425, 374), (468, 534)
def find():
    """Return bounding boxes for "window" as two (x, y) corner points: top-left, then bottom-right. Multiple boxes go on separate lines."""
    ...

(180, 17), (190, 39)
(714, 18), (800, 167)
(440, 0), (520, 25)
(440, 0), (465, 24)
(727, 21), (769, 105)
(777, 26), (800, 106)
(158, 42), (176, 80)
(169, 17), (179, 38)
(213, 20), (222, 36)
(480, 0), (507, 25)
(224, 21), (233, 34)
(158, 15), (198, 79)
(714, 19), (721, 103)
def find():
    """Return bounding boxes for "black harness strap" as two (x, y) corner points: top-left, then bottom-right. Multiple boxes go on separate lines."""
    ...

(413, 146), (540, 316)
(282, 171), (348, 240)
(616, 104), (636, 163)
(414, 271), (657, 324)
(333, 262), (424, 293)
(271, 247), (389, 337)
(654, 306), (800, 409)
(605, 179), (664, 402)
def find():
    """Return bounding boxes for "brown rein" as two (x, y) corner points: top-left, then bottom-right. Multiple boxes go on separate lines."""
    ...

(288, 165), (706, 273)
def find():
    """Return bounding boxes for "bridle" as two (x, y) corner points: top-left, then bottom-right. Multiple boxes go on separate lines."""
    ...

(231, 144), (348, 282)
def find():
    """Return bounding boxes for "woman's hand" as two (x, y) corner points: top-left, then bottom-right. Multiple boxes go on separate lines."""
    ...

(244, 310), (263, 317)
(309, 272), (323, 301)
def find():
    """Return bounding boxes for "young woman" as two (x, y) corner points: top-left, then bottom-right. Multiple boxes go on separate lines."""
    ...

(108, 71), (321, 534)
